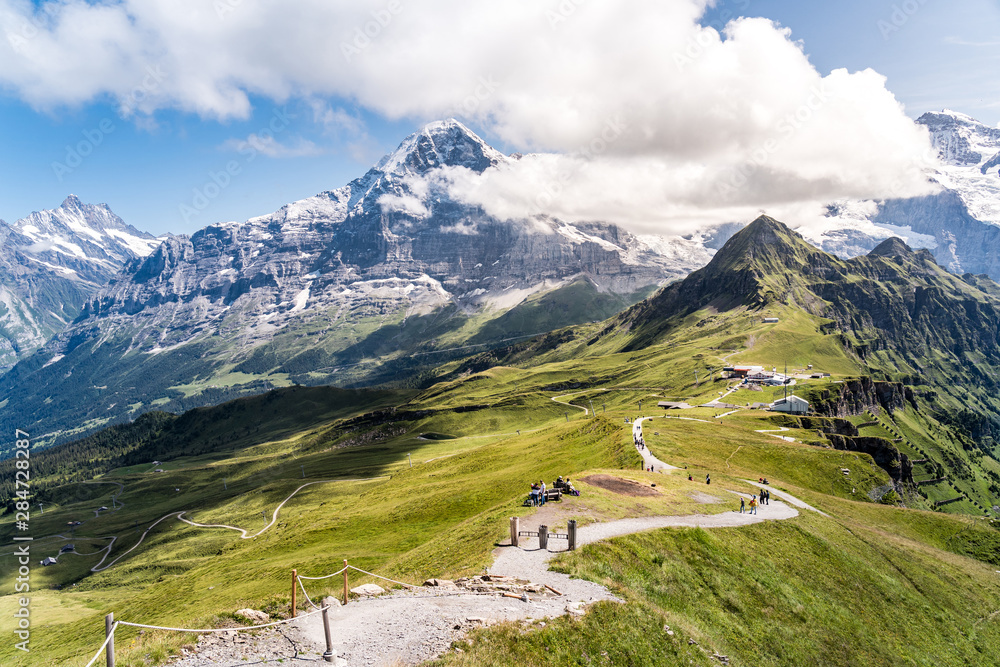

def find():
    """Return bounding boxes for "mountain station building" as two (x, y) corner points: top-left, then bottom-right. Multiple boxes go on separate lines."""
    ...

(769, 395), (809, 414)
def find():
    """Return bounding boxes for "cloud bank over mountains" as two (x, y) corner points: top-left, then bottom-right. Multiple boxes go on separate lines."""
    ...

(0, 0), (940, 233)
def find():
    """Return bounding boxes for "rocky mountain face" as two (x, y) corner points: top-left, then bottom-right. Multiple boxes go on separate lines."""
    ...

(1, 120), (712, 445)
(794, 110), (1000, 279)
(0, 196), (159, 371)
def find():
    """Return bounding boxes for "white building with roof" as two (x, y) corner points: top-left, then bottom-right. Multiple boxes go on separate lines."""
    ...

(770, 395), (809, 414)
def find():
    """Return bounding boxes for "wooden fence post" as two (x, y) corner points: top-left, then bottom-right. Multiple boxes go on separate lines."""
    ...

(568, 520), (577, 551)
(321, 605), (334, 662)
(105, 612), (115, 667)
(539, 525), (548, 550)
(291, 569), (297, 618)
(510, 517), (519, 547)
(343, 559), (349, 606)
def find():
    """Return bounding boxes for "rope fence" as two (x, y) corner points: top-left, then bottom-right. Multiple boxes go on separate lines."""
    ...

(82, 621), (118, 667)
(117, 605), (328, 633)
(85, 559), (427, 666)
(298, 566), (348, 580)
(345, 565), (418, 589)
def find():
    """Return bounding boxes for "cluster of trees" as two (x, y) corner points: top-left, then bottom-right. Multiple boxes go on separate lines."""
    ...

(0, 411), (175, 513)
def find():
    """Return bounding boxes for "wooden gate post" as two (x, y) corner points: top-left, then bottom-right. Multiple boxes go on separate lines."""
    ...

(343, 559), (349, 606)
(568, 520), (577, 551)
(291, 569), (297, 618)
(539, 525), (548, 550)
(105, 612), (115, 667)
(321, 605), (334, 662)
(510, 517), (519, 547)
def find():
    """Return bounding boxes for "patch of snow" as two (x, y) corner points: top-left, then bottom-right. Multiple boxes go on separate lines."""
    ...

(106, 229), (160, 256)
(42, 354), (65, 368)
(482, 277), (573, 311)
(555, 223), (623, 253)
(291, 285), (311, 312)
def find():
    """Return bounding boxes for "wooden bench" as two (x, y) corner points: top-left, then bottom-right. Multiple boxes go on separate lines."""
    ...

(523, 488), (563, 506)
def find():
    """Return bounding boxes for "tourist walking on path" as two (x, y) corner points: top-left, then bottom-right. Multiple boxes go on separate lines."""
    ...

(749, 497), (757, 515)
(740, 497), (746, 513)
(706, 473), (711, 485)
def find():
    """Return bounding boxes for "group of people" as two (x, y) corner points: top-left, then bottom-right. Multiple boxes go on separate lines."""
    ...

(555, 476), (579, 496)
(528, 480), (547, 506)
(688, 472), (711, 485)
(739, 487), (770, 514)
(528, 476), (580, 506)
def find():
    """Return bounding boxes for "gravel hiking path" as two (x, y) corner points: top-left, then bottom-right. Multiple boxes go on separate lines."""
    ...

(170, 416), (813, 667)
(633, 416), (679, 471)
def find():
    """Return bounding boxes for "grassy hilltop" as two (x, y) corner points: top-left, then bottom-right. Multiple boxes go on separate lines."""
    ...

(3, 217), (1000, 665)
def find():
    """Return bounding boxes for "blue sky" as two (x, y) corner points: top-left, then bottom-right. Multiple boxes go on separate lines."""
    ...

(0, 0), (996, 237)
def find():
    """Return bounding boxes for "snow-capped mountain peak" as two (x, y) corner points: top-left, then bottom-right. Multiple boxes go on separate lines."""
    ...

(374, 118), (508, 177)
(0, 197), (161, 371)
(916, 111), (1000, 225)
(14, 195), (161, 265)
(918, 110), (1000, 168)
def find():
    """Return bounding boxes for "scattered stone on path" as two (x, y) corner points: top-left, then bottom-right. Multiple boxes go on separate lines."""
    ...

(423, 578), (456, 587)
(322, 595), (341, 607)
(350, 583), (386, 596)
(234, 608), (269, 623)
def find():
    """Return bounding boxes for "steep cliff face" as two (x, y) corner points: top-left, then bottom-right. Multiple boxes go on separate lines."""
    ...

(805, 379), (908, 418)
(827, 434), (915, 486)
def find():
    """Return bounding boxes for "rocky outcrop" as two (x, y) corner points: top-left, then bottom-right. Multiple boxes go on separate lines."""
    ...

(827, 434), (914, 486)
(808, 378), (907, 418)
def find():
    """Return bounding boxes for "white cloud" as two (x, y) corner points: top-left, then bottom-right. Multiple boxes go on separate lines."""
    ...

(220, 134), (322, 158)
(0, 0), (941, 233)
